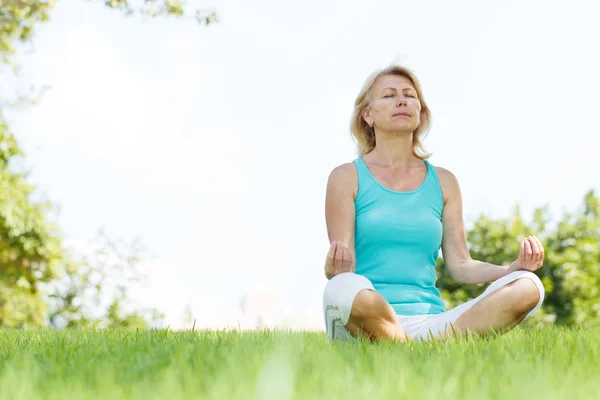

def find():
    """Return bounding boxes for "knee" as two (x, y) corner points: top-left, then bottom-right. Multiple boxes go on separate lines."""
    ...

(324, 274), (407, 341)
(506, 272), (545, 315)
(350, 289), (398, 325)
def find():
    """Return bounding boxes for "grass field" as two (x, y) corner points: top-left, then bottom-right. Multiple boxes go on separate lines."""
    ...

(0, 325), (598, 399)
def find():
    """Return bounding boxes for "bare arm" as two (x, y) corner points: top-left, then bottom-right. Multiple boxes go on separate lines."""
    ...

(438, 167), (545, 283)
(437, 167), (510, 284)
(324, 163), (358, 280)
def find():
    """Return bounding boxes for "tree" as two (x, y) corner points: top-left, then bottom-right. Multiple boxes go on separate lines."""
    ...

(541, 191), (600, 325)
(44, 228), (165, 329)
(0, 111), (64, 327)
(0, 0), (217, 70)
(437, 189), (600, 327)
(0, 0), (53, 69)
(1, 115), (164, 328)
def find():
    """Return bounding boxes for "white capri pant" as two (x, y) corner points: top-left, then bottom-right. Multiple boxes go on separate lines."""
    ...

(323, 271), (545, 342)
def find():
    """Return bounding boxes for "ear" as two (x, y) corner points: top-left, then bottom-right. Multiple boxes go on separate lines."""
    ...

(361, 108), (372, 127)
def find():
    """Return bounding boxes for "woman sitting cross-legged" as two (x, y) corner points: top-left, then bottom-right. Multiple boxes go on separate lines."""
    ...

(322, 64), (545, 343)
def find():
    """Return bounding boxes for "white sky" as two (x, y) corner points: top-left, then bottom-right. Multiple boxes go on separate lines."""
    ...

(2, 0), (599, 329)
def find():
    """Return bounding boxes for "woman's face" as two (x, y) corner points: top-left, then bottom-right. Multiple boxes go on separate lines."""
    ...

(363, 74), (421, 133)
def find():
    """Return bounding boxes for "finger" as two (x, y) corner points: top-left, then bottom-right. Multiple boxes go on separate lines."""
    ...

(533, 236), (543, 261)
(519, 239), (525, 262)
(528, 236), (540, 261)
(327, 241), (335, 258)
(524, 239), (533, 264)
(343, 247), (351, 270)
(325, 241), (336, 268)
(533, 236), (544, 267)
(334, 241), (344, 268)
(533, 236), (544, 258)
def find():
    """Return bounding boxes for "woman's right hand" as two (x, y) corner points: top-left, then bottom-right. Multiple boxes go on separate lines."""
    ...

(324, 241), (355, 279)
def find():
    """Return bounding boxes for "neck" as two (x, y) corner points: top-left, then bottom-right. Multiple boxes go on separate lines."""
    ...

(368, 130), (417, 167)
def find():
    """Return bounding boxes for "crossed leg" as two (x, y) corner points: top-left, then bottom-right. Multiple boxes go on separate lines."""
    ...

(344, 273), (543, 343)
(345, 289), (411, 342)
(438, 276), (541, 339)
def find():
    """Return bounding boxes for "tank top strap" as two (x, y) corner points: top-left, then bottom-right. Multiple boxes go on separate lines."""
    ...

(353, 156), (369, 178)
(424, 159), (444, 206)
(352, 156), (375, 201)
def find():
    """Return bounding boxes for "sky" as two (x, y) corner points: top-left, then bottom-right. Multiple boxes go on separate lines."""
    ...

(2, 0), (599, 330)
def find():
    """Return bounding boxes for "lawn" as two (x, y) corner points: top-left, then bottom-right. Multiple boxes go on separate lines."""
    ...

(0, 326), (597, 399)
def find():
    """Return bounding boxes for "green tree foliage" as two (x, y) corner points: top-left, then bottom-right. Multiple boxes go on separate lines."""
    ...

(0, 111), (64, 327)
(0, 0), (54, 69)
(1, 114), (163, 328)
(0, 0), (217, 70)
(99, 0), (218, 24)
(45, 228), (165, 329)
(437, 190), (600, 326)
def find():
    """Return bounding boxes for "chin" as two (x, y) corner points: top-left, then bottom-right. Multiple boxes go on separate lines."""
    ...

(390, 123), (417, 133)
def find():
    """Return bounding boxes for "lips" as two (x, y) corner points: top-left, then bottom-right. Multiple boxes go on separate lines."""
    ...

(393, 112), (411, 117)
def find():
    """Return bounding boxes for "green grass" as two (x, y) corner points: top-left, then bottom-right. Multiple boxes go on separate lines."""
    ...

(0, 325), (598, 399)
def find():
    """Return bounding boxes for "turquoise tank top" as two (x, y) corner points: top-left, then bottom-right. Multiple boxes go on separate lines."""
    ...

(353, 156), (446, 316)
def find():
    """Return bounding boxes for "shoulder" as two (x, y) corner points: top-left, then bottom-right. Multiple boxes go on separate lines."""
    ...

(433, 165), (459, 186)
(432, 165), (461, 204)
(326, 162), (358, 195)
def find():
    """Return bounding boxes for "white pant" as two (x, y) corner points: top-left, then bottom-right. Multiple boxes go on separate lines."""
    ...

(323, 270), (545, 342)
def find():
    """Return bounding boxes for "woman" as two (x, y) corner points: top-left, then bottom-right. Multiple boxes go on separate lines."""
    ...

(322, 65), (545, 342)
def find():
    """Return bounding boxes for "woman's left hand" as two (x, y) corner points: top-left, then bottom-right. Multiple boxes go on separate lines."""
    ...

(508, 235), (544, 273)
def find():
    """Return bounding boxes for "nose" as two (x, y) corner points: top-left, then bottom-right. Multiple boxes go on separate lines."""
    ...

(396, 97), (408, 107)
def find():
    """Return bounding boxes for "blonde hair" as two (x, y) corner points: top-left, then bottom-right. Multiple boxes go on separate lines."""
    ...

(350, 65), (432, 159)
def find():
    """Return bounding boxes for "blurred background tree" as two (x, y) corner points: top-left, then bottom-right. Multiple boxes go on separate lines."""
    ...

(0, 113), (63, 327)
(0, 0), (217, 69)
(1, 116), (165, 328)
(44, 227), (165, 329)
(437, 190), (600, 327)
